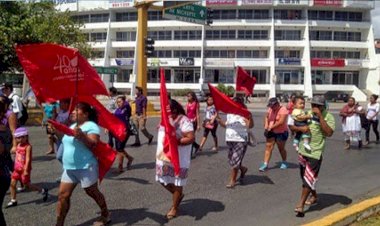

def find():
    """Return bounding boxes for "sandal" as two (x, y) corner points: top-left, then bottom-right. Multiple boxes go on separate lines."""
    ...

(226, 183), (235, 189)
(294, 207), (304, 218)
(305, 197), (318, 206)
(93, 214), (111, 226)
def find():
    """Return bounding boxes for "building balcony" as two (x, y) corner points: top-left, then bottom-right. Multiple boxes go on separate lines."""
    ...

(205, 40), (271, 48)
(157, 40), (203, 48)
(204, 58), (271, 68)
(111, 41), (135, 48)
(275, 40), (306, 47)
(88, 42), (107, 48)
(110, 21), (138, 29)
(212, 19), (272, 27)
(274, 19), (307, 26)
(82, 23), (109, 31)
(309, 40), (368, 49)
(88, 58), (105, 66)
(273, 0), (310, 6)
(308, 20), (371, 29)
(343, 0), (375, 9)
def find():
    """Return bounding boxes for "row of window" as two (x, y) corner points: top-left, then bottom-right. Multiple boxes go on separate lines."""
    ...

(310, 31), (362, 42)
(112, 50), (362, 59)
(115, 69), (359, 86)
(311, 51), (361, 59)
(72, 10), (364, 23)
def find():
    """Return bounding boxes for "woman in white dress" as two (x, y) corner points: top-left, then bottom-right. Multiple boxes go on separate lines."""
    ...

(156, 99), (195, 220)
(339, 97), (364, 149)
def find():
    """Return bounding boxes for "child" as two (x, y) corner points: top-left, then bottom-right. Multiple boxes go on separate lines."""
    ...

(6, 127), (48, 208)
(291, 96), (312, 151)
(197, 96), (218, 155)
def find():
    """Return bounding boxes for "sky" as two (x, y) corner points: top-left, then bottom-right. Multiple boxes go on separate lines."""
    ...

(371, 3), (380, 38)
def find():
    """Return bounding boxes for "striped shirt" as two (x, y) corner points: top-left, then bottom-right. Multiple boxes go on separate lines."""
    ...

(297, 110), (335, 160)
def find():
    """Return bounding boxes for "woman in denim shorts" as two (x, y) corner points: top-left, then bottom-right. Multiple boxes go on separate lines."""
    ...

(53, 102), (110, 226)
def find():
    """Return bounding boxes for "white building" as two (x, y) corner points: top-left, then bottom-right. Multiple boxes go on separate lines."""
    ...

(57, 0), (379, 101)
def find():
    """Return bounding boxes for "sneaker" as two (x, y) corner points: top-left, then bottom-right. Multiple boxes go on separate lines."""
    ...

(42, 188), (49, 202)
(280, 161), (288, 169)
(148, 136), (154, 145)
(303, 143), (311, 150)
(259, 163), (268, 172)
(6, 200), (17, 208)
(17, 187), (25, 192)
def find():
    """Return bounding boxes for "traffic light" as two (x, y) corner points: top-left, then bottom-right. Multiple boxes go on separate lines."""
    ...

(206, 8), (213, 25)
(145, 37), (155, 57)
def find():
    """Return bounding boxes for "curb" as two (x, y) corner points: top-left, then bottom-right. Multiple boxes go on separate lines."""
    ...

(303, 195), (380, 226)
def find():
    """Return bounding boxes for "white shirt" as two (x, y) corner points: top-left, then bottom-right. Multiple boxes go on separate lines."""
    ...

(226, 114), (248, 142)
(9, 92), (23, 119)
(367, 103), (379, 121)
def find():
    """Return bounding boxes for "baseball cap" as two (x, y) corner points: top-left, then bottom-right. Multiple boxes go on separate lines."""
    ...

(267, 97), (279, 107)
(310, 95), (326, 106)
(14, 127), (28, 138)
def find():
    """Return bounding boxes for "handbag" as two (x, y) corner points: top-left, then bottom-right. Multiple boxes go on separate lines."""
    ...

(129, 120), (138, 136)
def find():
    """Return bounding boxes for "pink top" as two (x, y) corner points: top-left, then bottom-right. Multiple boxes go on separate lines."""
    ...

(267, 106), (288, 133)
(14, 143), (31, 172)
(186, 102), (198, 122)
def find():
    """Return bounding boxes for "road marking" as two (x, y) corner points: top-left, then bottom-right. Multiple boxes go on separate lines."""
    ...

(303, 195), (380, 226)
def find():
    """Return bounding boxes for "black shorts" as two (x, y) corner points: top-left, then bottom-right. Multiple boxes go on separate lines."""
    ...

(109, 132), (128, 152)
(203, 124), (218, 137)
(265, 131), (289, 142)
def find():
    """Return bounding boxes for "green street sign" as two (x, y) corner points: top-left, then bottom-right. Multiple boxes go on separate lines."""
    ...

(163, 4), (207, 25)
(94, 67), (118, 74)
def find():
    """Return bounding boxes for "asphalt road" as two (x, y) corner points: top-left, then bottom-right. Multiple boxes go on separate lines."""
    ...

(3, 111), (380, 226)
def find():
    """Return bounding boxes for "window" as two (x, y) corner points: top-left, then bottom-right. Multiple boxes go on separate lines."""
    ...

(116, 31), (136, 41)
(174, 69), (200, 83)
(237, 50), (267, 58)
(89, 14), (109, 23)
(214, 10), (236, 20)
(335, 11), (348, 21)
(250, 70), (267, 84)
(275, 30), (301, 40)
(116, 50), (134, 58)
(148, 69), (170, 83)
(276, 70), (301, 84)
(72, 15), (89, 23)
(274, 10), (302, 20)
(311, 51), (331, 58)
(309, 31), (332, 41)
(238, 10), (269, 20)
(90, 33), (107, 42)
(117, 69), (132, 83)
(332, 71), (359, 86)
(254, 10), (269, 19)
(312, 70), (330, 84)
(115, 12), (137, 21)
(205, 30), (235, 40)
(204, 69), (234, 83)
(174, 30), (201, 40)
(275, 50), (300, 58)
(308, 10), (333, 21)
(237, 30), (268, 40)
(334, 31), (361, 41)
(205, 50), (235, 58)
(335, 11), (363, 22)
(148, 11), (162, 20)
(333, 51), (360, 59)
(148, 31), (172, 40)
(173, 50), (201, 58)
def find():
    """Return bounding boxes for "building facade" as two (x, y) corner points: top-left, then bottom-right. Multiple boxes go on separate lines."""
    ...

(57, 0), (379, 100)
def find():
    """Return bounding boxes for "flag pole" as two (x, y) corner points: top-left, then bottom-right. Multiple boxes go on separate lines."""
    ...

(75, 50), (79, 125)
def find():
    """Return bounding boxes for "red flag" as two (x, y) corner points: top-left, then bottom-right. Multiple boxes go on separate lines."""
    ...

(236, 66), (256, 95)
(76, 96), (127, 142)
(160, 68), (180, 176)
(16, 43), (108, 103)
(208, 83), (251, 119)
(48, 120), (116, 182)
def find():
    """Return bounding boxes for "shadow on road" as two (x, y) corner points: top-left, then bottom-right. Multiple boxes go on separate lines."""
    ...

(75, 208), (167, 226)
(180, 198), (225, 221)
(306, 193), (352, 213)
(107, 177), (151, 185)
(32, 155), (57, 162)
(240, 174), (274, 186)
(129, 162), (156, 170)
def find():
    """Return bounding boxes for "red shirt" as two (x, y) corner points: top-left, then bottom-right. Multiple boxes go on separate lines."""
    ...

(186, 102), (198, 122)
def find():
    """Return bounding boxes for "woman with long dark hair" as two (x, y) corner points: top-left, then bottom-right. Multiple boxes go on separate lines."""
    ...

(185, 92), (200, 156)
(364, 94), (379, 145)
(52, 102), (110, 226)
(156, 99), (195, 219)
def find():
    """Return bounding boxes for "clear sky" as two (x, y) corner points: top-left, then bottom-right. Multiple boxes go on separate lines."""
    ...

(371, 2), (380, 38)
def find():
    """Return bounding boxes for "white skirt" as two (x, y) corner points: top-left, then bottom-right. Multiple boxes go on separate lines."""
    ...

(342, 115), (361, 133)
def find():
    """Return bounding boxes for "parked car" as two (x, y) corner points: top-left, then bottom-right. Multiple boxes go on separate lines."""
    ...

(324, 91), (349, 102)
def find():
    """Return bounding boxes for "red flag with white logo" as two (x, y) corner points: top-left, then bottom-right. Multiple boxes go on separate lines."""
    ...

(236, 66), (256, 95)
(208, 83), (251, 119)
(160, 68), (180, 176)
(16, 43), (108, 103)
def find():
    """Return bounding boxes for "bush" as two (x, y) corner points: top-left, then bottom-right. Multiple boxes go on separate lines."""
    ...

(216, 84), (235, 97)
(172, 89), (192, 97)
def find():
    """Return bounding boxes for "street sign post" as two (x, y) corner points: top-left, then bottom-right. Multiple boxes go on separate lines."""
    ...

(163, 4), (207, 25)
(94, 66), (119, 74)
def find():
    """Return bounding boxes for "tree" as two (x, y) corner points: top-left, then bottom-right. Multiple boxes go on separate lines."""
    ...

(0, 1), (91, 74)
